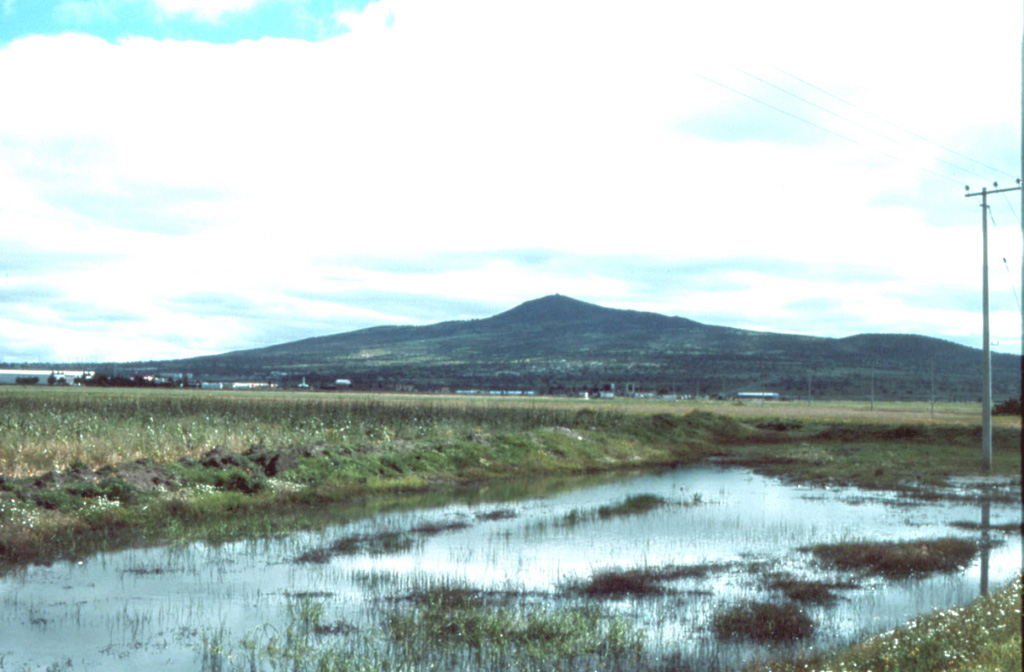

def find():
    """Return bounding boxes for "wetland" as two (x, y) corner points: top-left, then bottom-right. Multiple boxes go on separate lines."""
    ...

(0, 388), (1021, 670)
(2, 465), (1020, 671)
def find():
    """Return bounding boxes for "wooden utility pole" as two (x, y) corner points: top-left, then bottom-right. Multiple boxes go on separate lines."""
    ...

(966, 184), (1020, 471)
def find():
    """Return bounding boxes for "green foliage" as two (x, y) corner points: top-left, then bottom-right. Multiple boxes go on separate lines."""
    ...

(66, 478), (138, 504)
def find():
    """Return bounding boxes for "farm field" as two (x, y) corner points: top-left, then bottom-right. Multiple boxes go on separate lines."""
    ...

(0, 386), (1020, 671)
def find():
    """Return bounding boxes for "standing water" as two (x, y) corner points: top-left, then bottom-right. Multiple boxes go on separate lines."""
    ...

(1, 465), (1020, 670)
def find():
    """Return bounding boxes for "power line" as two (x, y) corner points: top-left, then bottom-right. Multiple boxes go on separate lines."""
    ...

(735, 66), (995, 182)
(688, 68), (965, 185)
(771, 65), (1019, 181)
(986, 204), (1022, 312)
(999, 190), (1022, 225)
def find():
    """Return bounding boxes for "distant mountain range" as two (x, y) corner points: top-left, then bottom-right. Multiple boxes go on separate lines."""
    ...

(124, 294), (1020, 401)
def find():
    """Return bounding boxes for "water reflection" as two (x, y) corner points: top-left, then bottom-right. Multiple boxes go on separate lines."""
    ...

(980, 499), (990, 595)
(1, 465), (1020, 671)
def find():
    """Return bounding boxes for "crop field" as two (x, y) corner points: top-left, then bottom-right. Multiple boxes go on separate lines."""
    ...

(0, 385), (1020, 671)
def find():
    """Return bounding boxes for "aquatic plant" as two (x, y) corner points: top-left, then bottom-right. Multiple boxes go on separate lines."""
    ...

(713, 601), (815, 642)
(803, 537), (979, 578)
(597, 493), (668, 519)
(763, 572), (858, 604)
(385, 581), (646, 664)
(745, 574), (1023, 672)
(565, 562), (734, 599)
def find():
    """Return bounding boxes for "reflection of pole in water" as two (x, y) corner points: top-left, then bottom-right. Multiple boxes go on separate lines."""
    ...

(979, 500), (991, 596)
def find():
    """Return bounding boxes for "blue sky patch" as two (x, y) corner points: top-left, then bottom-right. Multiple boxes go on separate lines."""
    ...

(0, 0), (375, 44)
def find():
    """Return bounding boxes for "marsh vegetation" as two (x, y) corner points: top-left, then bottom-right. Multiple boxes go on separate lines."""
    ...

(0, 387), (1020, 670)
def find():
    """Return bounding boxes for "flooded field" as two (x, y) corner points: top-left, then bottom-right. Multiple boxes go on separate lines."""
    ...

(2, 464), (1020, 671)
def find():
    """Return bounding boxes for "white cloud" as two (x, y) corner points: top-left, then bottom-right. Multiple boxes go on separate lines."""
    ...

(1, 0), (1022, 361)
(335, 0), (395, 33)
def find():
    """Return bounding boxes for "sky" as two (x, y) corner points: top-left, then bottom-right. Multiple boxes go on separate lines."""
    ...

(2, 0), (1024, 364)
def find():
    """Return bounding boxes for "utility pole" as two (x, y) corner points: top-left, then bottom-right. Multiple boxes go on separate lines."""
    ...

(930, 360), (936, 420)
(966, 183), (1021, 472)
(870, 363), (875, 412)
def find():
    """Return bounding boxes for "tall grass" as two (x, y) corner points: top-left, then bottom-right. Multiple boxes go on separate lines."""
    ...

(0, 387), (621, 477)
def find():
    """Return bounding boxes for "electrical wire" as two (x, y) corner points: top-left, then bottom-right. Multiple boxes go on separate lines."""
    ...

(688, 69), (965, 185)
(734, 66), (992, 183)
(770, 65), (1019, 182)
(985, 205), (1022, 312)
(999, 190), (1022, 226)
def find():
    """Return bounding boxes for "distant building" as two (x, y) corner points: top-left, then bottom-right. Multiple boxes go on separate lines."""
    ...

(0, 369), (94, 385)
(231, 382), (275, 390)
(735, 391), (780, 401)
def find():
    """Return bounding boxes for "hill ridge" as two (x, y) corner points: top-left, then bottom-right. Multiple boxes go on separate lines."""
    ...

(123, 295), (1019, 401)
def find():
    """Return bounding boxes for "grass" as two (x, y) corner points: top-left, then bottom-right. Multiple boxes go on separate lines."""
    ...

(198, 581), (646, 672)
(803, 537), (980, 578)
(596, 493), (668, 519)
(386, 581), (645, 660)
(763, 572), (859, 604)
(565, 562), (734, 598)
(713, 601), (815, 642)
(195, 574), (1023, 672)
(739, 574), (1023, 672)
(294, 520), (469, 563)
(4, 388), (1019, 671)
(1, 388), (1019, 569)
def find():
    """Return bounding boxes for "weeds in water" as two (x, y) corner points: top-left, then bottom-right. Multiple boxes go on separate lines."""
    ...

(198, 579), (646, 672)
(597, 493), (667, 519)
(803, 537), (979, 578)
(296, 518), (472, 563)
(713, 601), (815, 642)
(296, 530), (416, 563)
(565, 562), (734, 598)
(763, 572), (857, 604)
(567, 567), (667, 597)
(386, 580), (645, 664)
(743, 574), (1023, 672)
(948, 519), (1022, 533)
(475, 508), (518, 521)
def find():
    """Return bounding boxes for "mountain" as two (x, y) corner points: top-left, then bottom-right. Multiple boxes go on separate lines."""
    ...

(127, 294), (1021, 401)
